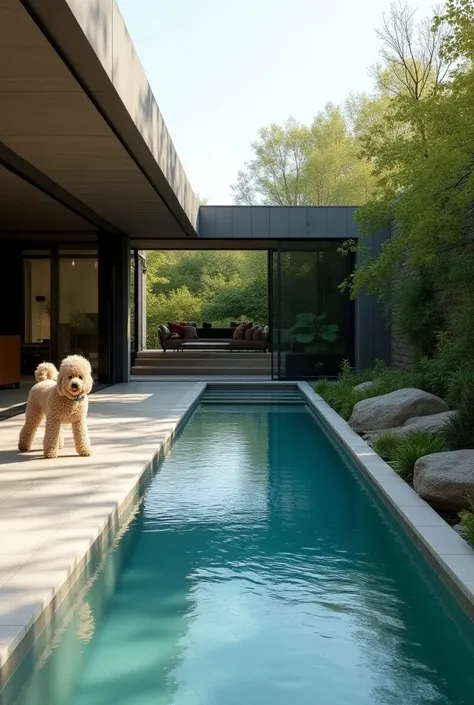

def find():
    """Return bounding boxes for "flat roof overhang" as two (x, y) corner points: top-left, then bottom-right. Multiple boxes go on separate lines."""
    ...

(0, 0), (199, 240)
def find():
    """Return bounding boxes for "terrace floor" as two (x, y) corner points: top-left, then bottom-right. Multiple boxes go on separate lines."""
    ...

(0, 381), (204, 686)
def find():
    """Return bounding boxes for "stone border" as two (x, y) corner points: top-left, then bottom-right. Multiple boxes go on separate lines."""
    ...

(0, 383), (206, 690)
(298, 382), (474, 621)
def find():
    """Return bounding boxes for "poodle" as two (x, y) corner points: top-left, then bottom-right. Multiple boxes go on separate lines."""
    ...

(18, 355), (93, 459)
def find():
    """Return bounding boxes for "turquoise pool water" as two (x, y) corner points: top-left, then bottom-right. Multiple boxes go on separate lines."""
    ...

(5, 403), (474, 705)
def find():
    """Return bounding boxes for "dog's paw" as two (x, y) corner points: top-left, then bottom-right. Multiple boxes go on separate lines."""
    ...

(18, 444), (30, 453)
(43, 451), (59, 459)
(78, 448), (92, 457)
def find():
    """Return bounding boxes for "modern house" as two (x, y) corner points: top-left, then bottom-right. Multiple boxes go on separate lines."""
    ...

(0, 0), (390, 386)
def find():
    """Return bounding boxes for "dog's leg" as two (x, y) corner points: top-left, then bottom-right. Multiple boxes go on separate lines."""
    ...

(43, 418), (62, 459)
(72, 420), (92, 457)
(59, 429), (64, 449)
(18, 404), (44, 452)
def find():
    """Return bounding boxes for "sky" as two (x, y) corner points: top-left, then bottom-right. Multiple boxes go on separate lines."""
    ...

(116, 0), (439, 205)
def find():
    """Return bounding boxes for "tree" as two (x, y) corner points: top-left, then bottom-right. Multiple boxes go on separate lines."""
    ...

(305, 104), (375, 205)
(231, 105), (376, 206)
(345, 2), (458, 300)
(231, 118), (312, 205)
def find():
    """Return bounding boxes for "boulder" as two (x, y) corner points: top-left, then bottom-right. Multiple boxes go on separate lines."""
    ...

(413, 450), (474, 511)
(353, 380), (378, 394)
(402, 411), (457, 434)
(349, 388), (449, 433)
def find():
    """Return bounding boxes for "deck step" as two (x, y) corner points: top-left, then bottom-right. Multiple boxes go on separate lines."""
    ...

(131, 366), (271, 376)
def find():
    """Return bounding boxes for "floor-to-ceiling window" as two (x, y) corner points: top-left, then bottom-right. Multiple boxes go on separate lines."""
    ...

(21, 252), (52, 375)
(58, 250), (98, 378)
(270, 241), (354, 379)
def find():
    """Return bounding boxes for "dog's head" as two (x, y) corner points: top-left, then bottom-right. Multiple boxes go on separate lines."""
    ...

(57, 355), (93, 400)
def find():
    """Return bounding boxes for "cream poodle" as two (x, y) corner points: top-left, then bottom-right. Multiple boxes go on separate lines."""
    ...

(18, 355), (93, 459)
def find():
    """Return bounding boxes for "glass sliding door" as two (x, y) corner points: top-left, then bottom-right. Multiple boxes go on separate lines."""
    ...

(271, 241), (354, 380)
(58, 251), (99, 378)
(22, 255), (52, 375)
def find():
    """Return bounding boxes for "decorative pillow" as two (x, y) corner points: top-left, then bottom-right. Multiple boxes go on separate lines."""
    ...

(253, 326), (264, 341)
(182, 325), (198, 340)
(233, 323), (247, 340)
(169, 322), (184, 337)
(262, 325), (269, 341)
(244, 322), (253, 330)
(245, 326), (257, 340)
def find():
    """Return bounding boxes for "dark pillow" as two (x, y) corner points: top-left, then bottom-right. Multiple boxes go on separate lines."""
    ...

(253, 326), (263, 341)
(182, 325), (198, 340)
(245, 326), (257, 340)
(233, 323), (247, 340)
(169, 322), (184, 337)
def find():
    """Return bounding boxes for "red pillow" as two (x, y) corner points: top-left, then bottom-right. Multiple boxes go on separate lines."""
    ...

(169, 322), (184, 337)
(244, 322), (253, 330)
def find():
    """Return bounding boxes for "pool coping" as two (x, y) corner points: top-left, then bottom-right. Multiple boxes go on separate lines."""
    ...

(0, 382), (207, 689)
(298, 381), (474, 622)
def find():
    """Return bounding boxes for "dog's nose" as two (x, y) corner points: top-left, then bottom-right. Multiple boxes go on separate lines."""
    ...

(71, 382), (78, 390)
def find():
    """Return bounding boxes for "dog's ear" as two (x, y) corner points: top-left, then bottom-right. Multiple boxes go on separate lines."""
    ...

(56, 370), (66, 396)
(85, 375), (93, 395)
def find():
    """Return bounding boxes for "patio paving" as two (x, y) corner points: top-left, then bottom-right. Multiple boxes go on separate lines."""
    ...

(0, 381), (204, 685)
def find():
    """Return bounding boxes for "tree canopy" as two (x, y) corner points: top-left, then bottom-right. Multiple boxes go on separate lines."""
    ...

(231, 105), (376, 206)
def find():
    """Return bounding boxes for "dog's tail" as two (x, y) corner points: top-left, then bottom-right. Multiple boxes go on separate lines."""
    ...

(35, 362), (58, 383)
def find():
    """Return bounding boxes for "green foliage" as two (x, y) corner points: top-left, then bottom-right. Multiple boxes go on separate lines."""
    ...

(231, 105), (375, 206)
(442, 386), (474, 450)
(393, 271), (444, 359)
(145, 251), (268, 348)
(390, 432), (448, 480)
(314, 360), (425, 420)
(459, 505), (474, 548)
(285, 312), (339, 351)
(373, 431), (404, 459)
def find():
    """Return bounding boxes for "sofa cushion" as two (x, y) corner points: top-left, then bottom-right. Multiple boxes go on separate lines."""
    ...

(245, 326), (257, 340)
(169, 322), (184, 337)
(253, 326), (263, 341)
(233, 323), (247, 340)
(182, 325), (198, 340)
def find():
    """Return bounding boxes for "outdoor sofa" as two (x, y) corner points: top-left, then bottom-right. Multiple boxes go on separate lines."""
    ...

(158, 323), (269, 352)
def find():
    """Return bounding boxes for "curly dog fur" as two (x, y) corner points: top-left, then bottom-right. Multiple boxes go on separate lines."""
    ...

(18, 355), (93, 459)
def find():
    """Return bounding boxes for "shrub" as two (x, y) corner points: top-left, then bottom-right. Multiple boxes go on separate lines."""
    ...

(315, 360), (427, 421)
(390, 432), (447, 480)
(459, 504), (474, 549)
(393, 270), (444, 360)
(442, 385), (474, 450)
(373, 431), (403, 459)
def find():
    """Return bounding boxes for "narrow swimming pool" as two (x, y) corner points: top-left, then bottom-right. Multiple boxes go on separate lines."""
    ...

(5, 400), (474, 705)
